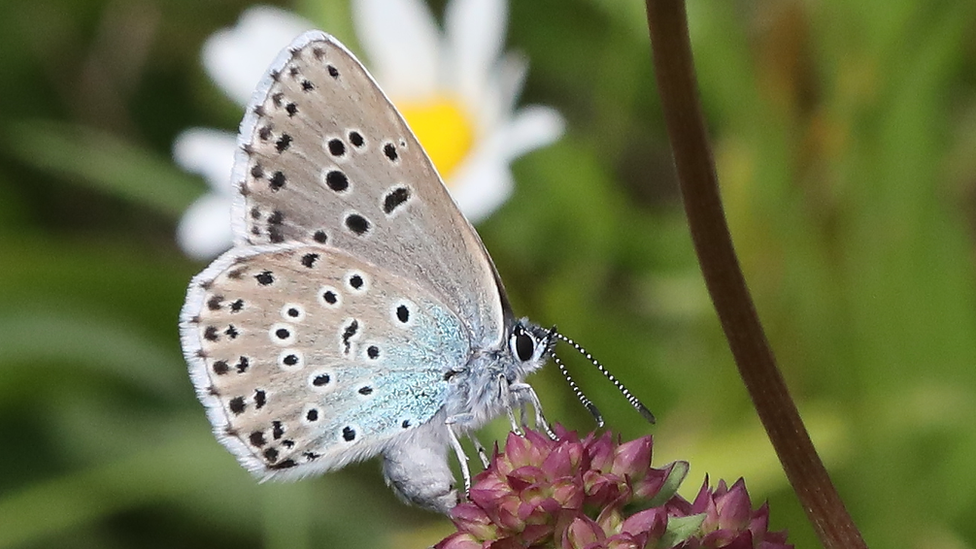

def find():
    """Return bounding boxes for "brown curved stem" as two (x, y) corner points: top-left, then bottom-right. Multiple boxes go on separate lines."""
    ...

(643, 2), (867, 548)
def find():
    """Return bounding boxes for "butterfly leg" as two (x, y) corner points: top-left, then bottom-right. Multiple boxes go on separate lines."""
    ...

(468, 433), (490, 468)
(444, 418), (472, 494)
(506, 408), (523, 435)
(510, 382), (557, 440)
(496, 375), (524, 435)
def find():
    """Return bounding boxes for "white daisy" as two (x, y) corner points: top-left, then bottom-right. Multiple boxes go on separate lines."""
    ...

(174, 0), (564, 259)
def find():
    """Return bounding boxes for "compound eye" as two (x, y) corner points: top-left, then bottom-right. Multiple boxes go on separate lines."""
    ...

(512, 325), (535, 362)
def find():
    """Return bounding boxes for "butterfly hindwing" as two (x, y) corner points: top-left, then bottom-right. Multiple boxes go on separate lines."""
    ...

(231, 31), (506, 348)
(180, 243), (470, 479)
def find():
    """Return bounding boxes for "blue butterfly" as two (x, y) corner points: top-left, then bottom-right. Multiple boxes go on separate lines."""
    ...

(180, 31), (651, 513)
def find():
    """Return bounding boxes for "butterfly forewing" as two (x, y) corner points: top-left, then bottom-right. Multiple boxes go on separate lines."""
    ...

(181, 243), (469, 478)
(231, 32), (505, 348)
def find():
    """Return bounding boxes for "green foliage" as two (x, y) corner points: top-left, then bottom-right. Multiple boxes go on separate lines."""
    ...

(1, 0), (974, 547)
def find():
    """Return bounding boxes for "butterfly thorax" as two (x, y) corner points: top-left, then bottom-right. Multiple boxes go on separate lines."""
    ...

(443, 319), (552, 433)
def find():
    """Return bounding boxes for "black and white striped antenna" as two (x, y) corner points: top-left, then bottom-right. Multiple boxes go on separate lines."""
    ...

(549, 328), (656, 424)
(551, 352), (605, 427)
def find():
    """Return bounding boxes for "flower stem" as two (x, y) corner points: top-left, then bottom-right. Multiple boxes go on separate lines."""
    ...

(642, 2), (867, 548)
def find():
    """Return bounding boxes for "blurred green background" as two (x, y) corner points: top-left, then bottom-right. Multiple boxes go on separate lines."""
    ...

(2, 0), (975, 547)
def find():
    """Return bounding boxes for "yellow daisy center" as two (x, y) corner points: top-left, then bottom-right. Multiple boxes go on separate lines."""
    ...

(398, 98), (475, 182)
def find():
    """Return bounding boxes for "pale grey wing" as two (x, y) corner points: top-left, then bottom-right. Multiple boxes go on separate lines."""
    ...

(229, 31), (506, 348)
(179, 243), (469, 479)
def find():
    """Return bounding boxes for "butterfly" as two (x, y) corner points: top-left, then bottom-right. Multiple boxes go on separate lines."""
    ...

(180, 30), (651, 514)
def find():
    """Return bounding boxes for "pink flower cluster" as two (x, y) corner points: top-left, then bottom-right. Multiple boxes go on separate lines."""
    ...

(667, 479), (792, 549)
(436, 426), (791, 549)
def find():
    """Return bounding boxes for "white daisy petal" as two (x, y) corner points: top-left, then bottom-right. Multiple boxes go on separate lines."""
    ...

(173, 128), (238, 193)
(450, 154), (513, 224)
(178, 192), (234, 260)
(469, 50), (528, 134)
(501, 105), (565, 160)
(203, 6), (314, 106)
(497, 51), (529, 118)
(446, 0), (507, 109)
(353, 0), (440, 99)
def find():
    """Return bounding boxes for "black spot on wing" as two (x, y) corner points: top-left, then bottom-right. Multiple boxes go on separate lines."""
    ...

(345, 214), (370, 235)
(383, 187), (411, 214)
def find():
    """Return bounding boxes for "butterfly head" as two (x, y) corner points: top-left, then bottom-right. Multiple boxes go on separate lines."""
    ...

(507, 319), (556, 377)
